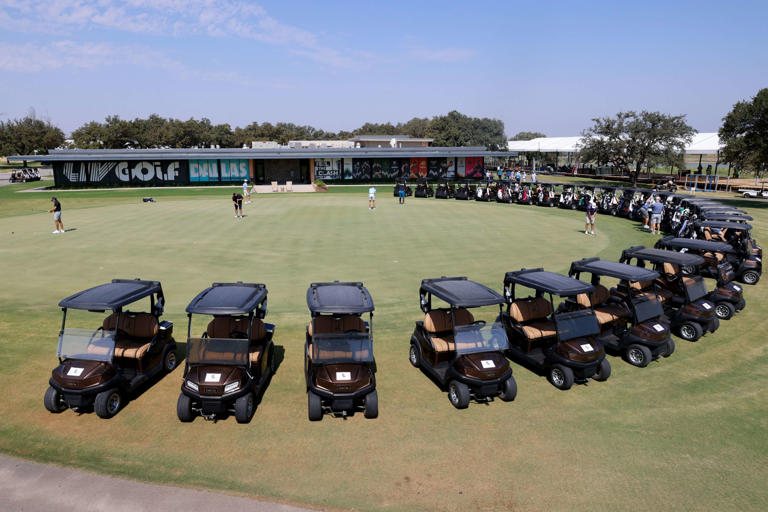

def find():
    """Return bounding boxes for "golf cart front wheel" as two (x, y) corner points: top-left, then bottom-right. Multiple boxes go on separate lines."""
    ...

(678, 322), (703, 342)
(499, 376), (517, 402)
(624, 344), (652, 368)
(741, 270), (760, 285)
(163, 346), (177, 373)
(94, 388), (122, 419)
(234, 392), (255, 424)
(715, 302), (736, 320)
(308, 391), (323, 421)
(364, 390), (378, 419)
(592, 358), (611, 381)
(447, 380), (470, 409)
(735, 297), (746, 311)
(177, 393), (195, 422)
(408, 343), (421, 368)
(547, 364), (574, 390)
(44, 386), (67, 413)
(663, 339), (676, 357)
(710, 317), (720, 332)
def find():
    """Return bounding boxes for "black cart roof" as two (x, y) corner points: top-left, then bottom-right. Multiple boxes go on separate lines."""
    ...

(307, 281), (374, 314)
(697, 220), (752, 231)
(655, 237), (733, 253)
(620, 246), (705, 266)
(568, 258), (659, 282)
(700, 213), (753, 221)
(699, 206), (748, 214)
(186, 282), (267, 315)
(504, 269), (594, 296)
(58, 278), (162, 311)
(420, 277), (505, 307)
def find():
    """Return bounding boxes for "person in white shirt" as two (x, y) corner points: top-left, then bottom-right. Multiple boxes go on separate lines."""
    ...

(242, 180), (250, 203)
(368, 186), (376, 210)
(531, 171), (537, 183)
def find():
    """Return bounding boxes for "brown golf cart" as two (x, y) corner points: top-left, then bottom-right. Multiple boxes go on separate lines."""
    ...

(44, 279), (177, 418)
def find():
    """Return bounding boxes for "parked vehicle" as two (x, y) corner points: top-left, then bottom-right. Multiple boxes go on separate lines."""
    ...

(454, 180), (475, 200)
(45, 279), (176, 418)
(568, 258), (674, 366)
(305, 281), (378, 420)
(500, 269), (611, 390)
(393, 181), (412, 197)
(694, 220), (762, 282)
(535, 183), (558, 207)
(738, 188), (768, 198)
(178, 282), (275, 423)
(409, 277), (516, 408)
(558, 185), (577, 209)
(434, 180), (454, 199)
(414, 179), (434, 198)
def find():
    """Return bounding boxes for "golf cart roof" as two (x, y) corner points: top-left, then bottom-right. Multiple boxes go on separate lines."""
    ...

(697, 220), (752, 231)
(307, 281), (374, 314)
(700, 213), (753, 221)
(504, 268), (594, 296)
(420, 277), (505, 307)
(700, 206), (748, 214)
(620, 246), (705, 266)
(186, 282), (267, 315)
(568, 258), (659, 282)
(58, 279), (162, 311)
(655, 237), (733, 253)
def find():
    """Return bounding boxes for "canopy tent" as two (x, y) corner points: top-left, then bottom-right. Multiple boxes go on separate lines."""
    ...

(507, 133), (723, 156)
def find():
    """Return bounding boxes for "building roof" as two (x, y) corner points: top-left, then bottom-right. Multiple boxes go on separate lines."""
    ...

(351, 135), (433, 142)
(506, 132), (724, 155)
(9, 146), (514, 162)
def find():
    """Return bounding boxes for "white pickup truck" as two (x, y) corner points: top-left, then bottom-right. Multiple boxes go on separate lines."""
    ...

(738, 188), (768, 198)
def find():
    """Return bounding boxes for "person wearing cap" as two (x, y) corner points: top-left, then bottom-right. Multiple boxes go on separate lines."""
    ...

(48, 197), (64, 234)
(243, 180), (251, 204)
(585, 197), (597, 235)
(232, 192), (243, 218)
(650, 195), (664, 234)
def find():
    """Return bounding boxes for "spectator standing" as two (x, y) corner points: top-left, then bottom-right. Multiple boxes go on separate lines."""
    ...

(368, 186), (377, 210)
(522, 171), (527, 182)
(243, 180), (251, 204)
(650, 196), (664, 234)
(585, 199), (597, 235)
(515, 170), (521, 183)
(232, 192), (243, 218)
(48, 196), (64, 234)
(639, 198), (652, 230)
(531, 171), (537, 183)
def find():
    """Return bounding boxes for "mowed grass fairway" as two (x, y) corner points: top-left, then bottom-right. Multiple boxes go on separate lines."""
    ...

(1, 183), (767, 512)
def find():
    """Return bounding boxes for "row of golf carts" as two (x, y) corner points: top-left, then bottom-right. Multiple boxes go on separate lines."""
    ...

(44, 231), (755, 419)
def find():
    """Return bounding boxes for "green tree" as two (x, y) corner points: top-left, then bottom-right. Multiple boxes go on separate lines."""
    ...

(720, 88), (768, 179)
(579, 111), (695, 185)
(0, 115), (65, 156)
(510, 131), (546, 141)
(427, 110), (505, 150)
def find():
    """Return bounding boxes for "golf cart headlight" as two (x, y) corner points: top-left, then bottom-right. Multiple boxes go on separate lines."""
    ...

(224, 382), (240, 393)
(186, 380), (199, 392)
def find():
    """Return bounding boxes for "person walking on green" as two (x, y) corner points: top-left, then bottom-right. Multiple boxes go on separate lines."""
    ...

(48, 196), (64, 234)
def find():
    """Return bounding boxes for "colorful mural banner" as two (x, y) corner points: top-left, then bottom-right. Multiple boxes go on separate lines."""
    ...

(53, 160), (187, 186)
(427, 158), (441, 178)
(371, 159), (388, 179)
(445, 158), (456, 178)
(220, 159), (249, 181)
(350, 159), (372, 179)
(456, 157), (466, 178)
(465, 157), (484, 178)
(343, 158), (353, 179)
(189, 160), (219, 182)
(409, 158), (427, 178)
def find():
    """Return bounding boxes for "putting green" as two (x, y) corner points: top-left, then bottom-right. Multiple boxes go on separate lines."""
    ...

(0, 186), (766, 511)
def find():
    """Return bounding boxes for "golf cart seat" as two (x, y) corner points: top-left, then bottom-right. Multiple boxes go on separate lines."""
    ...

(423, 308), (475, 352)
(508, 298), (556, 340)
(703, 251), (725, 263)
(576, 285), (629, 325)
(310, 343), (370, 361)
(207, 316), (267, 341)
(308, 315), (366, 336)
(102, 312), (158, 359)
(629, 281), (673, 302)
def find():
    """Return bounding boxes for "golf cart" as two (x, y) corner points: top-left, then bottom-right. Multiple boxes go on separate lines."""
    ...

(558, 184), (577, 209)
(454, 180), (475, 200)
(475, 181), (493, 201)
(619, 247), (718, 341)
(178, 282), (275, 423)
(535, 183), (558, 207)
(516, 183), (534, 205)
(654, 237), (746, 319)
(501, 269), (611, 390)
(393, 180), (412, 197)
(305, 281), (378, 420)
(568, 258), (674, 367)
(409, 277), (516, 408)
(435, 179), (454, 199)
(45, 279), (176, 418)
(598, 187), (620, 215)
(495, 181), (513, 203)
(414, 179), (434, 198)
(699, 212), (753, 222)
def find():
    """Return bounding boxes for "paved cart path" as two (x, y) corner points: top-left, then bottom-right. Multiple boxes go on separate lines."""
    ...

(0, 455), (315, 512)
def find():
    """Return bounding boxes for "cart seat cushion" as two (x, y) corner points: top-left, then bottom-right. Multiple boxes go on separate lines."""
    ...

(682, 277), (697, 286)
(114, 341), (151, 359)
(508, 297), (552, 323)
(703, 251), (724, 263)
(576, 285), (610, 308)
(521, 320), (557, 339)
(629, 280), (654, 291)
(663, 262), (679, 276)
(453, 308), (475, 326)
(308, 315), (366, 336)
(430, 335), (455, 352)
(594, 305), (629, 325)
(103, 312), (158, 339)
(424, 310), (451, 333)
(249, 344), (263, 364)
(207, 316), (266, 341)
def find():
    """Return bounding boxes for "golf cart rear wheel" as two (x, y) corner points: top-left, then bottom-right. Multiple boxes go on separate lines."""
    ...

(308, 391), (323, 421)
(94, 388), (122, 419)
(163, 347), (177, 373)
(364, 390), (378, 419)
(741, 270), (760, 285)
(735, 297), (746, 312)
(678, 322), (703, 342)
(624, 344), (652, 368)
(447, 380), (470, 409)
(234, 392), (254, 424)
(547, 364), (574, 390)
(663, 339), (676, 357)
(408, 343), (421, 368)
(43, 386), (67, 413)
(715, 302), (736, 320)
(592, 358), (611, 381)
(177, 393), (195, 422)
(499, 376), (517, 402)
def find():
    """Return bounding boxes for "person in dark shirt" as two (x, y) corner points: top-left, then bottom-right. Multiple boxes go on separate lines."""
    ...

(232, 192), (243, 218)
(585, 198), (597, 235)
(48, 196), (64, 234)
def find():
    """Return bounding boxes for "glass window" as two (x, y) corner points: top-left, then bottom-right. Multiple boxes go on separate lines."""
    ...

(453, 322), (509, 354)
(310, 334), (374, 364)
(58, 328), (116, 362)
(187, 337), (250, 366)
(554, 310), (600, 340)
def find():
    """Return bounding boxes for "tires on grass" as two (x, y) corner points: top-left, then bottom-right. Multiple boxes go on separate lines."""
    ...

(234, 392), (254, 424)
(177, 393), (195, 422)
(663, 338), (675, 357)
(678, 321), (703, 342)
(308, 391), (323, 421)
(94, 388), (122, 419)
(547, 364), (574, 390)
(44, 386), (67, 413)
(715, 302), (735, 320)
(499, 376), (517, 402)
(735, 297), (746, 312)
(447, 380), (470, 409)
(408, 343), (421, 368)
(163, 347), (177, 373)
(364, 390), (378, 419)
(592, 358), (611, 381)
(624, 344), (652, 368)
(741, 270), (760, 285)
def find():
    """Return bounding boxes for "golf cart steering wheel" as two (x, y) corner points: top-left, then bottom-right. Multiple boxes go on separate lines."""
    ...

(229, 330), (248, 339)
(472, 320), (486, 327)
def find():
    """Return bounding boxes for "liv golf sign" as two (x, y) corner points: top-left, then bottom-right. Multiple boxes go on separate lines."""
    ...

(54, 160), (188, 186)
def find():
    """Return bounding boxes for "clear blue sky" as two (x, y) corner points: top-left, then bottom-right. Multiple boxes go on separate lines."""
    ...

(1, 0), (766, 137)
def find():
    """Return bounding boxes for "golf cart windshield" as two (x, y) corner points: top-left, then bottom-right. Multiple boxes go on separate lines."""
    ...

(453, 322), (510, 355)
(311, 333), (374, 364)
(684, 276), (708, 302)
(57, 327), (116, 362)
(632, 294), (664, 323)
(187, 337), (250, 366)
(554, 310), (600, 341)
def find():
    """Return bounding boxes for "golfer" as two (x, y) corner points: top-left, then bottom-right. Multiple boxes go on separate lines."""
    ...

(585, 198), (597, 235)
(48, 196), (64, 234)
(368, 186), (376, 210)
(398, 184), (406, 205)
(650, 196), (664, 234)
(232, 192), (243, 218)
(243, 180), (251, 204)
